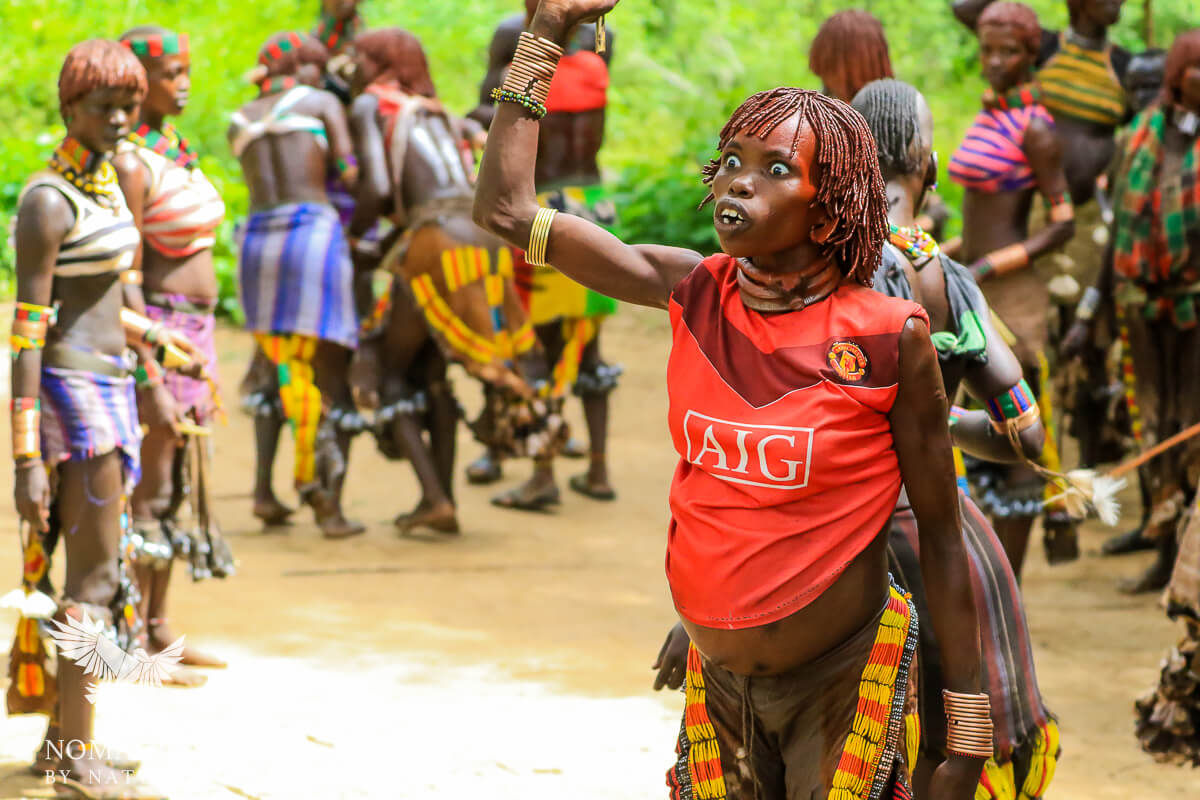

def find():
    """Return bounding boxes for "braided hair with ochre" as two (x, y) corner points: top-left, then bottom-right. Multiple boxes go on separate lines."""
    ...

(702, 87), (888, 287)
(851, 79), (926, 179)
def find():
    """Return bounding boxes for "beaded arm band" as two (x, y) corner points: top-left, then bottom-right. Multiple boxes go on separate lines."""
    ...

(134, 360), (165, 389)
(11, 303), (56, 358)
(12, 398), (41, 463)
(944, 690), (994, 759)
(984, 379), (1040, 434)
(1044, 190), (1074, 224)
(526, 207), (558, 268)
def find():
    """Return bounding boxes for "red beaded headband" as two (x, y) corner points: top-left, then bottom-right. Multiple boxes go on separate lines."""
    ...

(122, 33), (189, 58)
(259, 32), (306, 65)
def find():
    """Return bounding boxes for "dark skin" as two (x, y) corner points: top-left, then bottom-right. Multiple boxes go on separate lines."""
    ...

(13, 84), (147, 791)
(467, 0), (615, 501)
(113, 49), (227, 674)
(476, 3), (984, 797)
(227, 63), (365, 537)
(954, 0), (1128, 204)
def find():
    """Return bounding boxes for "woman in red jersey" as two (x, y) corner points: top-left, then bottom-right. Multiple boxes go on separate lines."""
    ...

(473, 3), (987, 798)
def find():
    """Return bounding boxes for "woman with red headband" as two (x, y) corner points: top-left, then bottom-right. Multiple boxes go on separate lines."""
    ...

(475, 2), (987, 797)
(229, 32), (366, 538)
(10, 38), (164, 799)
(114, 25), (232, 684)
(949, 2), (1077, 576)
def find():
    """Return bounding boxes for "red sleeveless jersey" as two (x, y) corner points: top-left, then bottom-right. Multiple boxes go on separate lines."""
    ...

(545, 51), (609, 113)
(665, 254), (928, 629)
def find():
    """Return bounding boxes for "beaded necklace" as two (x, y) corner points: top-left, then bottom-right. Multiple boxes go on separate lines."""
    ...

(313, 12), (363, 52)
(128, 121), (199, 170)
(259, 76), (299, 97)
(48, 137), (119, 209)
(888, 222), (940, 266)
(982, 82), (1042, 112)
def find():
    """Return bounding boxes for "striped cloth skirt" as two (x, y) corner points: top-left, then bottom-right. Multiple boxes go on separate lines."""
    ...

(40, 360), (142, 489)
(146, 295), (219, 423)
(237, 202), (357, 349)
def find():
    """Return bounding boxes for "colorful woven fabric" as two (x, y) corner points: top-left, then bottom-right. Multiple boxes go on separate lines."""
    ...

(39, 358), (141, 487)
(145, 297), (220, 423)
(828, 583), (918, 800)
(950, 99), (1055, 193)
(237, 202), (357, 349)
(255, 333), (321, 487)
(124, 132), (225, 258)
(1037, 35), (1126, 128)
(1110, 107), (1200, 328)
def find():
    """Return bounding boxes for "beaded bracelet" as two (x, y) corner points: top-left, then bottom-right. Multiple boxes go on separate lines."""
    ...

(134, 359), (165, 389)
(491, 87), (548, 120)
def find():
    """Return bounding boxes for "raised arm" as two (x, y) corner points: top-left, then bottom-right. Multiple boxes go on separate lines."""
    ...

(888, 318), (986, 797)
(12, 187), (71, 531)
(473, 0), (700, 310)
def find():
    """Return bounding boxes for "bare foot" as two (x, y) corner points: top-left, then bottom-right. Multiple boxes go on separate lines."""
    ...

(302, 488), (366, 539)
(395, 501), (460, 534)
(148, 622), (226, 669)
(253, 494), (295, 527)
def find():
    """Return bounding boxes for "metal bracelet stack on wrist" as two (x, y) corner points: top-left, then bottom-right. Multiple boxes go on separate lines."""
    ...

(943, 690), (994, 759)
(12, 397), (42, 465)
(494, 31), (564, 119)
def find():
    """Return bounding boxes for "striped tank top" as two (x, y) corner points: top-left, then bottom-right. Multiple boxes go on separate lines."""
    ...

(125, 143), (225, 258)
(16, 170), (139, 277)
(1038, 34), (1126, 128)
(949, 101), (1054, 193)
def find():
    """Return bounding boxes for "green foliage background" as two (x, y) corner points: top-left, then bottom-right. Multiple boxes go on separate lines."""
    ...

(0, 0), (1192, 306)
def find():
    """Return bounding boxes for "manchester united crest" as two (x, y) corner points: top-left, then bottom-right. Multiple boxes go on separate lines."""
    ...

(827, 341), (869, 382)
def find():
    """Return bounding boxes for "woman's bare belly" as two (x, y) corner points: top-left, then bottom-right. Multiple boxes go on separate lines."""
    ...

(143, 249), (218, 302)
(681, 533), (890, 676)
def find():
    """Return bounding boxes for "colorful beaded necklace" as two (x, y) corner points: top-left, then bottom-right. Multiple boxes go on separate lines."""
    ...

(259, 76), (299, 97)
(49, 137), (119, 209)
(313, 12), (363, 52)
(889, 222), (940, 264)
(128, 121), (198, 170)
(982, 82), (1043, 112)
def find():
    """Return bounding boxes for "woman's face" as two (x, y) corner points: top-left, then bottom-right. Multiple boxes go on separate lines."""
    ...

(1180, 64), (1200, 114)
(709, 113), (825, 260)
(143, 53), (190, 117)
(979, 25), (1033, 92)
(1073, 0), (1125, 29)
(64, 86), (141, 153)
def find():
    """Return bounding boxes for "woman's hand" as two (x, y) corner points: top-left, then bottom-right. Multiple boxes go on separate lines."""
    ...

(140, 383), (182, 439)
(531, 0), (620, 36)
(14, 462), (51, 532)
(652, 622), (690, 691)
(928, 755), (986, 800)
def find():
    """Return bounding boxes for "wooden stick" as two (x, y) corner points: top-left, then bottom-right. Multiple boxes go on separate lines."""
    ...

(1110, 420), (1200, 479)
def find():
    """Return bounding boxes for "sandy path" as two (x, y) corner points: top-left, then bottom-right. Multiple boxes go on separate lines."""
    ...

(0, 308), (1194, 798)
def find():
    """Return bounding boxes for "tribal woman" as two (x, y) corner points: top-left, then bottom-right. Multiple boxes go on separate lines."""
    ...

(949, 2), (1077, 576)
(347, 28), (559, 533)
(466, 0), (621, 510)
(1067, 31), (1200, 597)
(808, 9), (951, 243)
(9, 39), (163, 798)
(229, 32), (365, 538)
(114, 26), (232, 680)
(476, 3), (989, 798)
(655, 77), (1061, 800)
(1127, 32), (1200, 756)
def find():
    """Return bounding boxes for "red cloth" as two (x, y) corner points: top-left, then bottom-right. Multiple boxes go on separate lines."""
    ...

(544, 51), (609, 113)
(664, 255), (928, 629)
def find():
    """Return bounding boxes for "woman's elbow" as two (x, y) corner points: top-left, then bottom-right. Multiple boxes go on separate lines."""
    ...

(1018, 421), (1045, 461)
(472, 195), (524, 243)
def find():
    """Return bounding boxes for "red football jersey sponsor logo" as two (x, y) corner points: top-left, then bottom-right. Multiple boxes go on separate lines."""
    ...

(682, 411), (814, 490)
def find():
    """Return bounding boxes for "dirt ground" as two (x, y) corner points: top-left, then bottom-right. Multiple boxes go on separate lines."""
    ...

(0, 307), (1195, 799)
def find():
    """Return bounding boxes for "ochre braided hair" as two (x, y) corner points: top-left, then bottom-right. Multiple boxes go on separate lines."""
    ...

(59, 39), (148, 122)
(702, 88), (888, 286)
(1164, 29), (1200, 105)
(353, 28), (438, 98)
(851, 79), (928, 179)
(977, 2), (1042, 57)
(809, 10), (894, 103)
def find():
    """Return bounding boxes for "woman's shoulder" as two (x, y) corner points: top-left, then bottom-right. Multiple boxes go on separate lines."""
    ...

(838, 281), (928, 332)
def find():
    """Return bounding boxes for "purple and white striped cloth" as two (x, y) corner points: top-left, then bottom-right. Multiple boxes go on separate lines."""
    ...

(237, 202), (358, 349)
(145, 297), (220, 423)
(40, 360), (142, 489)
